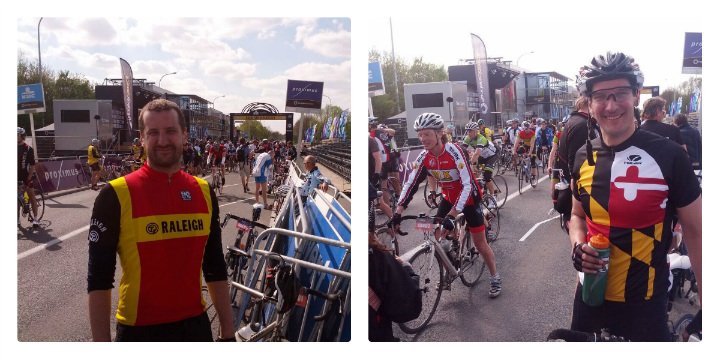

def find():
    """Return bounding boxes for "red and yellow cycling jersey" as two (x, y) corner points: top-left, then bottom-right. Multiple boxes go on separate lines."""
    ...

(209, 145), (226, 159)
(87, 164), (226, 326)
(517, 129), (536, 147)
(398, 142), (483, 212)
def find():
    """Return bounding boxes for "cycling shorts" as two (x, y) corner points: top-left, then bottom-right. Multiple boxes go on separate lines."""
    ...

(380, 162), (392, 179)
(436, 198), (486, 234)
(517, 146), (536, 167)
(90, 163), (101, 172)
(570, 283), (671, 341)
(115, 311), (213, 342)
(391, 156), (400, 172)
(212, 157), (224, 167)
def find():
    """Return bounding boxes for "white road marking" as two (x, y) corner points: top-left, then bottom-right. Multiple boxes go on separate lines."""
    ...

(519, 215), (560, 242)
(18, 225), (90, 260)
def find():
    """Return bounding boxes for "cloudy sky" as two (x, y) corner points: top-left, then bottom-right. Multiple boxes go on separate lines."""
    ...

(369, 17), (701, 95)
(17, 17), (351, 133)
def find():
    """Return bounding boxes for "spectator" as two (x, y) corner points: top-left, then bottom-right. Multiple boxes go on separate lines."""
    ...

(673, 113), (701, 170)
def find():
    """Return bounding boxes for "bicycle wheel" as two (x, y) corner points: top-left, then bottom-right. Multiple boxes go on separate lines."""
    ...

(398, 246), (443, 334)
(673, 314), (695, 342)
(517, 163), (524, 195)
(459, 228), (484, 286)
(423, 180), (438, 209)
(530, 169), (538, 188)
(490, 175), (508, 209)
(483, 196), (500, 243)
(31, 182), (45, 222)
(374, 227), (399, 256)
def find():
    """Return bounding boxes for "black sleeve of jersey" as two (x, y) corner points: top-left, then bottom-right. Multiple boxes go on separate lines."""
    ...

(92, 147), (101, 159)
(571, 144), (589, 202)
(202, 188), (228, 282)
(87, 185), (121, 292)
(27, 145), (36, 166)
(670, 147), (701, 208)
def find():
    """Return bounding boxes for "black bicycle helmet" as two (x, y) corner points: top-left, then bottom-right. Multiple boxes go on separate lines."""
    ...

(414, 113), (444, 131)
(576, 51), (644, 95)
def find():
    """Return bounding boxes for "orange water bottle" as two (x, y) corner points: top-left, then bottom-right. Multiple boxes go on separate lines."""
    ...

(582, 233), (611, 306)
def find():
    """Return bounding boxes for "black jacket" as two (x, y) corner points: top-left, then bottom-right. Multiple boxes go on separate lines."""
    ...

(677, 123), (701, 169)
(368, 247), (421, 341)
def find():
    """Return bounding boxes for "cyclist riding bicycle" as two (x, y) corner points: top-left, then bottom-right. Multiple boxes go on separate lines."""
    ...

(503, 118), (521, 166)
(131, 138), (146, 171)
(535, 118), (554, 166)
(461, 121), (498, 207)
(18, 127), (40, 227)
(207, 142), (227, 186)
(392, 112), (502, 297)
(513, 121), (537, 180)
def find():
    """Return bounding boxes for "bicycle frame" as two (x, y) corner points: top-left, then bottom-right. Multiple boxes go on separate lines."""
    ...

(407, 214), (467, 279)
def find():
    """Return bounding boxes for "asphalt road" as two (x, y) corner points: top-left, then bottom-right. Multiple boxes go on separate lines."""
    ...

(376, 172), (700, 342)
(16, 169), (315, 342)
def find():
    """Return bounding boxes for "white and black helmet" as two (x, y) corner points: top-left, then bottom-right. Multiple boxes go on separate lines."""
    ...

(414, 113), (444, 131)
(18, 127), (25, 135)
(465, 121), (479, 130)
(576, 51), (644, 95)
(368, 117), (379, 126)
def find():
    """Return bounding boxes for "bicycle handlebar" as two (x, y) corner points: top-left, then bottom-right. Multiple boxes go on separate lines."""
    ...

(393, 214), (465, 237)
(306, 288), (344, 322)
(221, 213), (269, 231)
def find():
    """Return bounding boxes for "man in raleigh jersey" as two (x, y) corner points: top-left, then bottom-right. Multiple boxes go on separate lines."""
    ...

(392, 113), (502, 297)
(570, 52), (701, 341)
(87, 99), (235, 342)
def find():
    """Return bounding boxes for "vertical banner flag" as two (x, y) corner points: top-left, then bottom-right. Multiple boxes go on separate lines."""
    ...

(311, 124), (317, 142)
(120, 58), (134, 131)
(471, 33), (494, 124)
(677, 97), (683, 114)
(339, 109), (349, 141)
(669, 100), (677, 117)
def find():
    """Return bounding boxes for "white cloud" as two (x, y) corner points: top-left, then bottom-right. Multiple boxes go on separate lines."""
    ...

(258, 30), (276, 40)
(294, 24), (350, 58)
(44, 45), (118, 75)
(199, 59), (257, 80)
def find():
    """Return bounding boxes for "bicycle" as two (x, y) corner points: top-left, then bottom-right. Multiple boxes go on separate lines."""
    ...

(517, 153), (538, 194)
(422, 178), (439, 209)
(473, 165), (508, 209)
(667, 226), (701, 342)
(221, 204), (268, 326)
(383, 176), (401, 213)
(536, 147), (550, 173)
(18, 178), (45, 226)
(210, 165), (223, 195)
(232, 252), (345, 342)
(392, 213), (487, 334)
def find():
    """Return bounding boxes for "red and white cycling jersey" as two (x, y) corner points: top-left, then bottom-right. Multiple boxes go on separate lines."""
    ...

(398, 142), (484, 212)
(209, 144), (226, 159)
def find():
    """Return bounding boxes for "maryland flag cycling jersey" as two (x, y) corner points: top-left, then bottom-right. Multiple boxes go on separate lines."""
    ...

(398, 142), (483, 212)
(573, 130), (700, 302)
(87, 164), (226, 326)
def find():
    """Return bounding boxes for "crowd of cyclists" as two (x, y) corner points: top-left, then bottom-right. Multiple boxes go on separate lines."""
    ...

(369, 51), (702, 342)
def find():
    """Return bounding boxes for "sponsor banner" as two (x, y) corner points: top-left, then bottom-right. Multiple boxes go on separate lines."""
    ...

(471, 33), (494, 124)
(120, 58), (134, 130)
(285, 79), (324, 114)
(682, 32), (702, 74)
(368, 62), (385, 96)
(36, 157), (123, 192)
(397, 148), (426, 185)
(17, 83), (46, 114)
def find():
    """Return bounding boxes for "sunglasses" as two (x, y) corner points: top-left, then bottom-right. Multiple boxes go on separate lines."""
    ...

(588, 86), (636, 104)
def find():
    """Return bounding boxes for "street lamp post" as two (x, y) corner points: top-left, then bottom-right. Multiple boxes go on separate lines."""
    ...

(516, 51), (535, 67)
(212, 95), (225, 109)
(323, 95), (332, 118)
(158, 71), (177, 88)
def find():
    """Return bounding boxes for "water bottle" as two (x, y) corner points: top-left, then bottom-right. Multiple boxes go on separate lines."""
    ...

(440, 238), (452, 253)
(582, 233), (611, 306)
(19, 192), (26, 204)
(24, 192), (29, 203)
